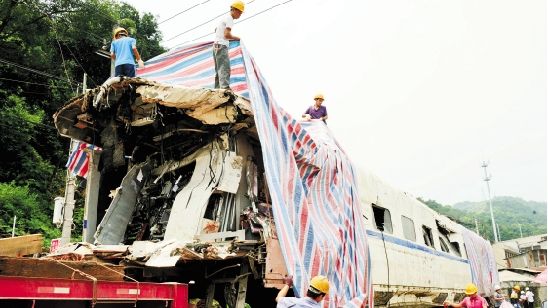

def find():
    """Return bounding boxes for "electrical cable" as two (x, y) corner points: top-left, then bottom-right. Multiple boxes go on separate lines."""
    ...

(55, 33), (75, 92)
(158, 0), (212, 25)
(0, 76), (72, 88)
(165, 0), (257, 43)
(169, 0), (295, 48)
(0, 58), (79, 86)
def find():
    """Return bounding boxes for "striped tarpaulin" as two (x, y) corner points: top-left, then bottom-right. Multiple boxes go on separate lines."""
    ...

(65, 141), (101, 178)
(137, 41), (249, 98)
(240, 45), (373, 307)
(461, 227), (499, 296)
(138, 41), (373, 307)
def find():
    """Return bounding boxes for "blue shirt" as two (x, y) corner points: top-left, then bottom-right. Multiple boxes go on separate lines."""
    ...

(110, 37), (137, 66)
(277, 297), (321, 308)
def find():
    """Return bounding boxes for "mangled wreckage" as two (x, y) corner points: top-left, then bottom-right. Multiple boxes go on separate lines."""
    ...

(52, 41), (373, 308)
(54, 77), (285, 306)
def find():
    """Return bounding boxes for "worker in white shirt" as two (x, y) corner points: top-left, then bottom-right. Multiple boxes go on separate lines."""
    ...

(213, 1), (244, 89)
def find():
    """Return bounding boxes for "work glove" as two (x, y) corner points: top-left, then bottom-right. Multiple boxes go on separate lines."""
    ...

(283, 275), (293, 287)
(138, 59), (145, 68)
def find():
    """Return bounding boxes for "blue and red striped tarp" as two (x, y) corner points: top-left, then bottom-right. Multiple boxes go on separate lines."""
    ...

(139, 41), (373, 307)
(66, 141), (101, 178)
(137, 41), (249, 98)
(461, 228), (499, 296)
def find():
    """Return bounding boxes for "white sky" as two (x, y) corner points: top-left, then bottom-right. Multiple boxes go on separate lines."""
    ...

(124, 0), (547, 205)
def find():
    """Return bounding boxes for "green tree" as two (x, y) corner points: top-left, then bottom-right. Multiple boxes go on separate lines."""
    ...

(0, 0), (165, 245)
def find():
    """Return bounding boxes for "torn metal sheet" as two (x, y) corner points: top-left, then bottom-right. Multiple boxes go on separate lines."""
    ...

(95, 162), (151, 244)
(216, 152), (243, 194)
(163, 143), (225, 242)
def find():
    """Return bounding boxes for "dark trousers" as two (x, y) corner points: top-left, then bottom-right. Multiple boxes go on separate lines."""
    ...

(115, 63), (136, 77)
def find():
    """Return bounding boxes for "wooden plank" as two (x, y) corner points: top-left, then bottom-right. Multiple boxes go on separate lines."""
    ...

(0, 234), (43, 257)
(0, 257), (126, 281)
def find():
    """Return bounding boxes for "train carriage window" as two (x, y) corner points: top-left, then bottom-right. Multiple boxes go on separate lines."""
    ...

(372, 204), (393, 234)
(422, 225), (434, 248)
(439, 236), (450, 253)
(401, 216), (416, 241)
(450, 242), (462, 257)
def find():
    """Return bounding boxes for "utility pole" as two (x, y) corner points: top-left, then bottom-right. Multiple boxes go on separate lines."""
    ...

(61, 73), (88, 245)
(61, 140), (76, 245)
(518, 224), (523, 238)
(497, 223), (501, 241)
(475, 219), (480, 235)
(481, 161), (498, 242)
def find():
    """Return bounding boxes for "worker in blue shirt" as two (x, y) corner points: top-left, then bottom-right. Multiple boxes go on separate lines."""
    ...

(110, 27), (144, 77)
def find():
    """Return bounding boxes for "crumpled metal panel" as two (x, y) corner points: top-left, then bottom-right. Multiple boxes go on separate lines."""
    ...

(94, 162), (151, 244)
(137, 83), (252, 124)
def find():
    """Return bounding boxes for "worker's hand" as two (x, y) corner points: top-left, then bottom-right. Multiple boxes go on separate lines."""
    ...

(138, 59), (145, 68)
(283, 275), (293, 287)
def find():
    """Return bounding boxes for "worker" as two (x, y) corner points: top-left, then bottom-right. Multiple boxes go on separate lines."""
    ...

(213, 1), (244, 89)
(510, 285), (520, 307)
(444, 283), (488, 308)
(110, 27), (145, 77)
(275, 275), (330, 308)
(525, 287), (534, 308)
(493, 285), (504, 308)
(302, 93), (328, 123)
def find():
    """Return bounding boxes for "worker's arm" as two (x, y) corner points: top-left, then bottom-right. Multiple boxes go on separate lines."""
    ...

(224, 27), (240, 41)
(321, 114), (328, 121)
(110, 53), (116, 60)
(133, 47), (145, 68)
(275, 275), (293, 303)
(275, 285), (290, 303)
(443, 301), (463, 308)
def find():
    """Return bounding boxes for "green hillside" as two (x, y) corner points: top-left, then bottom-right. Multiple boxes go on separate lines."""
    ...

(418, 196), (547, 242)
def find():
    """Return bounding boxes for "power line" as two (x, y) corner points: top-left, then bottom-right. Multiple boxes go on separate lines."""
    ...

(171, 0), (296, 48)
(165, 0), (257, 42)
(159, 0), (212, 25)
(0, 77), (72, 88)
(0, 58), (80, 86)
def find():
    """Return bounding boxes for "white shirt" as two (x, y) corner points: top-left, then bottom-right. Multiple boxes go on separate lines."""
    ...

(214, 14), (234, 46)
(526, 291), (534, 302)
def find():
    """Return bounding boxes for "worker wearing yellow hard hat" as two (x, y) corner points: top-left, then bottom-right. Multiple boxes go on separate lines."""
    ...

(302, 93), (328, 123)
(444, 283), (488, 308)
(110, 26), (144, 77)
(212, 1), (245, 90)
(275, 275), (329, 307)
(510, 285), (521, 306)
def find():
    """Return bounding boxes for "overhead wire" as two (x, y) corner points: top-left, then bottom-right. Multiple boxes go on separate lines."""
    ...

(158, 0), (213, 25)
(165, 0), (257, 43)
(55, 33), (75, 92)
(169, 0), (296, 48)
(0, 58), (80, 86)
(0, 77), (72, 88)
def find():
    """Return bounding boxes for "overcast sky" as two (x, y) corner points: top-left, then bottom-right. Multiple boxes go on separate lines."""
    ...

(124, 0), (546, 205)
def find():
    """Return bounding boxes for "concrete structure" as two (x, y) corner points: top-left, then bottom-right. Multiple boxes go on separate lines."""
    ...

(492, 234), (547, 270)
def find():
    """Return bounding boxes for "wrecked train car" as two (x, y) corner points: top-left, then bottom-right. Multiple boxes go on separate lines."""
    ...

(54, 77), (289, 306)
(53, 41), (374, 308)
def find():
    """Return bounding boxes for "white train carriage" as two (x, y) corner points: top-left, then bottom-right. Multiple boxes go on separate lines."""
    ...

(358, 170), (482, 307)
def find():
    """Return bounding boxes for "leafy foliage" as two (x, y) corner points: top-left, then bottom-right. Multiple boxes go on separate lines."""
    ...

(0, 0), (165, 246)
(419, 196), (547, 242)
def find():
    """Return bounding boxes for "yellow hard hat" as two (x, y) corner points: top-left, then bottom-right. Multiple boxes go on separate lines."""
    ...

(113, 27), (128, 39)
(309, 275), (330, 294)
(314, 93), (324, 100)
(514, 285), (521, 291)
(231, 1), (245, 12)
(465, 283), (478, 295)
